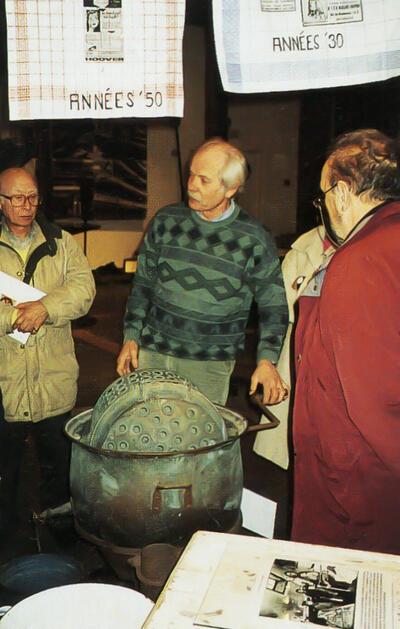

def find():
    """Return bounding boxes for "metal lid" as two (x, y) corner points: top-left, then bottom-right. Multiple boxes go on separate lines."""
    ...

(88, 369), (228, 452)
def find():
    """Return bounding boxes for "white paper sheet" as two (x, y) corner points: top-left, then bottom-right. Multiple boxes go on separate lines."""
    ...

(213, 0), (400, 93)
(0, 271), (46, 344)
(241, 488), (277, 539)
(5, 0), (185, 120)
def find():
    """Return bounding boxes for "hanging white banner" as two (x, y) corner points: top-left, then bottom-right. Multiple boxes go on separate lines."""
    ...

(6, 0), (185, 120)
(212, 0), (400, 93)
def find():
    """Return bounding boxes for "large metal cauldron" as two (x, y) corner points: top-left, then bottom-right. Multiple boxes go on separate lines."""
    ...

(65, 369), (277, 551)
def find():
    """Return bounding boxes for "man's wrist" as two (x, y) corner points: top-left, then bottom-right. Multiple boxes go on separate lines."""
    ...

(123, 331), (140, 343)
(257, 358), (275, 366)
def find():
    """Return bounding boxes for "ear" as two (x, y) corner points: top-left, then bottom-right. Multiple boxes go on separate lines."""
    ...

(225, 184), (239, 200)
(335, 180), (352, 215)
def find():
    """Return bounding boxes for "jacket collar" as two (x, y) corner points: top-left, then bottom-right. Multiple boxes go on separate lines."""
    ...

(0, 213), (62, 285)
(291, 225), (335, 265)
(291, 225), (325, 253)
(340, 198), (400, 247)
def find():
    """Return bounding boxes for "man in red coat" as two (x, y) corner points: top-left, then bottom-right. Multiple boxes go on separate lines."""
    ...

(291, 129), (400, 553)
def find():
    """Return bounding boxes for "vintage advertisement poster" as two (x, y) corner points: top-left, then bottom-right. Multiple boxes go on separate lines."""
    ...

(213, 0), (400, 93)
(5, 0), (185, 120)
(84, 0), (124, 62)
(301, 0), (363, 26)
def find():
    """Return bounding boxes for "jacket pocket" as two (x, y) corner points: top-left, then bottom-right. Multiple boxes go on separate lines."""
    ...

(38, 326), (79, 416)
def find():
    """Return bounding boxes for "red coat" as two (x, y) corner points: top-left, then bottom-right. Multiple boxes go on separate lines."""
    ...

(291, 201), (400, 553)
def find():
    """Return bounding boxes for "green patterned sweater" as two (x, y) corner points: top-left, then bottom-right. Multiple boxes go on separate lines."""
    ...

(124, 202), (288, 362)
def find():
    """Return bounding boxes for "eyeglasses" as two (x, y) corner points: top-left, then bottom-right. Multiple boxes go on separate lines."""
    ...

(312, 183), (337, 212)
(0, 193), (41, 208)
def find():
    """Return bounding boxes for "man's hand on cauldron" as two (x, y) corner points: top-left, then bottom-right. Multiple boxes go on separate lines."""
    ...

(249, 359), (289, 405)
(13, 300), (48, 335)
(116, 340), (139, 376)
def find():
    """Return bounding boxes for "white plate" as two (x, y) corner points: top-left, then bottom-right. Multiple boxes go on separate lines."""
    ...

(1, 583), (154, 629)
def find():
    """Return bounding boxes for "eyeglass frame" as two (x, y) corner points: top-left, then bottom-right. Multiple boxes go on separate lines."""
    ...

(0, 192), (41, 208)
(312, 183), (338, 212)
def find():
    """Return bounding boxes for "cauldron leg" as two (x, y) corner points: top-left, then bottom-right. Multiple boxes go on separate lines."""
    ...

(129, 543), (182, 600)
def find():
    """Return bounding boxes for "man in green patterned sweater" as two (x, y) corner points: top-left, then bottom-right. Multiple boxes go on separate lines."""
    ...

(117, 139), (289, 406)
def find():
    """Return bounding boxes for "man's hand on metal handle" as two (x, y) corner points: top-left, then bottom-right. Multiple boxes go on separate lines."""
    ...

(249, 359), (289, 405)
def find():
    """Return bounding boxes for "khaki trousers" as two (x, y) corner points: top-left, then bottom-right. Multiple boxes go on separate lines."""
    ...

(138, 348), (235, 406)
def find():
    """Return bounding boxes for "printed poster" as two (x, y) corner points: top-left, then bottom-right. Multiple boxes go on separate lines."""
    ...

(84, 0), (124, 62)
(5, 0), (185, 120)
(213, 0), (400, 93)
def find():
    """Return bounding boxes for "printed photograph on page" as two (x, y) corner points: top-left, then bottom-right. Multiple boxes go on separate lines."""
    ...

(301, 0), (363, 26)
(84, 0), (124, 62)
(259, 558), (358, 627)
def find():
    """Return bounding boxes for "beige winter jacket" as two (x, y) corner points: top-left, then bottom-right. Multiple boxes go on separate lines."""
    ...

(0, 217), (95, 422)
(253, 226), (334, 469)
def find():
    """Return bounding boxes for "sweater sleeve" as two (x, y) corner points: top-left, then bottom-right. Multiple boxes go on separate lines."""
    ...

(123, 218), (158, 343)
(248, 231), (289, 363)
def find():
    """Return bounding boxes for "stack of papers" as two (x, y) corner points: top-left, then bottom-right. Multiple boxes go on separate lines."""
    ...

(0, 271), (46, 344)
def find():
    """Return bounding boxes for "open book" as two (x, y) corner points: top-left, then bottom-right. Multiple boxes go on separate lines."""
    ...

(143, 531), (400, 629)
(0, 271), (46, 344)
(194, 534), (400, 629)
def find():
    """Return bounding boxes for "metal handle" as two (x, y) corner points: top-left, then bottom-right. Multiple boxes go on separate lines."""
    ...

(245, 394), (280, 433)
(152, 483), (193, 511)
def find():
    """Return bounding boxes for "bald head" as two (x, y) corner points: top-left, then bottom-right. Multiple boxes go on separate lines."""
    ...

(0, 167), (39, 237)
(0, 167), (37, 195)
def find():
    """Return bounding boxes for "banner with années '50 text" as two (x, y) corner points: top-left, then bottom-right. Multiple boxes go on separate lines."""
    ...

(6, 0), (185, 120)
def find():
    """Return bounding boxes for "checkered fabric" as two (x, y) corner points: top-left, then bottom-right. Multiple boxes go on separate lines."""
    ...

(212, 0), (400, 93)
(6, 0), (185, 120)
(124, 203), (288, 362)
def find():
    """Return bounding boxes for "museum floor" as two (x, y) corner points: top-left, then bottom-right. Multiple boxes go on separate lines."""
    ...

(0, 268), (291, 602)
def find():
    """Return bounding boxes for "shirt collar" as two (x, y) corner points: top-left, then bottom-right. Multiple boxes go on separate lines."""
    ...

(199, 199), (236, 223)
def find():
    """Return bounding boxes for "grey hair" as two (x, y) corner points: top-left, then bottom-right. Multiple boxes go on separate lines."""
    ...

(198, 138), (248, 192)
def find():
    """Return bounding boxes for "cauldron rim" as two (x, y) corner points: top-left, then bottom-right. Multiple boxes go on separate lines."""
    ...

(65, 407), (245, 460)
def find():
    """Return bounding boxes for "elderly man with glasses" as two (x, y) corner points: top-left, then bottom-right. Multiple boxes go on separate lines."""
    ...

(0, 167), (95, 537)
(291, 129), (400, 554)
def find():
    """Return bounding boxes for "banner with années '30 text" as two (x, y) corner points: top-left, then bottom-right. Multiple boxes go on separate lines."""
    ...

(213, 0), (400, 93)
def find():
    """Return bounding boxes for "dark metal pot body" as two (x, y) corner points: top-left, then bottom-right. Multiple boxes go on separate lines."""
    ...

(66, 409), (243, 548)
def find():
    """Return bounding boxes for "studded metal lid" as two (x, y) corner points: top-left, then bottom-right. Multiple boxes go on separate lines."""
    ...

(88, 369), (228, 452)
